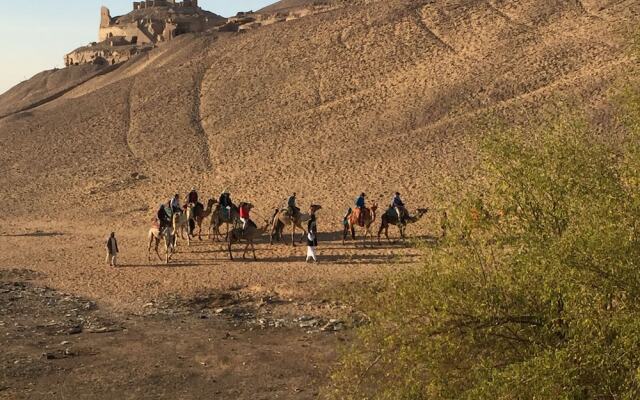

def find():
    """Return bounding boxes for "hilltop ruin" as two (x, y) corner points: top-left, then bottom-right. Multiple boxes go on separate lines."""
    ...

(65, 1), (224, 66)
(64, 1), (336, 67)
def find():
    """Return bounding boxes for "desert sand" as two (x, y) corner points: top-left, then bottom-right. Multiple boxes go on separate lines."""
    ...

(1, 0), (639, 397)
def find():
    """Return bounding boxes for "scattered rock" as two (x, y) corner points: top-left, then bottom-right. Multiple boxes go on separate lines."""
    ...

(68, 325), (82, 335)
(321, 319), (345, 332)
(299, 319), (319, 328)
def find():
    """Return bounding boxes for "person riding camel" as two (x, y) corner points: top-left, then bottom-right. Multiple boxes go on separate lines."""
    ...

(219, 189), (233, 219)
(157, 202), (171, 232)
(239, 202), (254, 233)
(391, 192), (407, 224)
(187, 188), (198, 206)
(287, 192), (300, 218)
(171, 194), (182, 215)
(355, 193), (366, 226)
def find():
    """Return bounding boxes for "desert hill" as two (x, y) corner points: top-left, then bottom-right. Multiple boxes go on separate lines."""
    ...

(1, 2), (639, 396)
(0, 0), (638, 311)
(0, 0), (637, 221)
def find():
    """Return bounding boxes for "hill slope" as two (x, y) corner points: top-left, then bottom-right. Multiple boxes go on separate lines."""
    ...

(0, 0), (638, 223)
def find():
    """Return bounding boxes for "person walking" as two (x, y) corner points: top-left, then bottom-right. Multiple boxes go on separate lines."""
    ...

(306, 211), (318, 263)
(106, 232), (119, 267)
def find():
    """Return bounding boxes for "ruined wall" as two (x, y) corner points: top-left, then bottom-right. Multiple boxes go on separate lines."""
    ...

(99, 22), (154, 44)
(132, 0), (198, 10)
(65, 46), (149, 67)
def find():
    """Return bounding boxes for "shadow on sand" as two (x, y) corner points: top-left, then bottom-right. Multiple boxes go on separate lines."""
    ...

(1, 231), (64, 238)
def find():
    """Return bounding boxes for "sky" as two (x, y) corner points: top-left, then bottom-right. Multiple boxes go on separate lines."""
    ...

(0, 0), (274, 94)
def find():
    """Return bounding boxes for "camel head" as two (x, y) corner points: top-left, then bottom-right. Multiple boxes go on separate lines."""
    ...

(207, 198), (216, 207)
(408, 208), (429, 223)
(309, 204), (322, 214)
(371, 202), (378, 212)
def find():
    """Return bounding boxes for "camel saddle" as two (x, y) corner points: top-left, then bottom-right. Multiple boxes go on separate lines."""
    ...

(353, 207), (370, 227)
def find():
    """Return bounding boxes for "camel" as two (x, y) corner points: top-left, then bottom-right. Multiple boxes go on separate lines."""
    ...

(191, 198), (216, 240)
(270, 204), (322, 246)
(227, 219), (270, 261)
(343, 203), (378, 247)
(378, 207), (429, 244)
(147, 226), (176, 264)
(172, 205), (195, 247)
(209, 203), (240, 242)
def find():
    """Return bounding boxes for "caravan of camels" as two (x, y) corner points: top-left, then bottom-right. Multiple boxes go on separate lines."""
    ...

(147, 189), (429, 264)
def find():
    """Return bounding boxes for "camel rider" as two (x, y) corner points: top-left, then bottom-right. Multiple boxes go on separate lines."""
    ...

(171, 194), (182, 214)
(391, 192), (406, 223)
(287, 193), (300, 218)
(157, 203), (171, 232)
(219, 189), (233, 218)
(239, 202), (254, 232)
(355, 193), (366, 226)
(187, 188), (198, 206)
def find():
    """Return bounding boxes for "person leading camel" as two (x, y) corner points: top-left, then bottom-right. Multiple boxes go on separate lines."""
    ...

(306, 210), (318, 263)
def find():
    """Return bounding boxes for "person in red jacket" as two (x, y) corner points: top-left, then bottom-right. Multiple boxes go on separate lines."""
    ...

(239, 202), (254, 231)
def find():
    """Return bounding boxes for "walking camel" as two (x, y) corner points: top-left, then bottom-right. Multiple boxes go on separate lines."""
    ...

(209, 203), (240, 242)
(227, 219), (271, 261)
(191, 198), (216, 241)
(378, 207), (429, 244)
(172, 204), (195, 247)
(343, 203), (378, 247)
(147, 226), (176, 264)
(270, 204), (322, 246)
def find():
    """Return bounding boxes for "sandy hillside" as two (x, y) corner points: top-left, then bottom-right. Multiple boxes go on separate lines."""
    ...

(0, 0), (638, 312)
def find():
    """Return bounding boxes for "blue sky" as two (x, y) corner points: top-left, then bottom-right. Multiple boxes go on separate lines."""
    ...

(0, 0), (274, 94)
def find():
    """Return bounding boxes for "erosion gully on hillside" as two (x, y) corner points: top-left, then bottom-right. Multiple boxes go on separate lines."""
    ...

(0, 268), (354, 399)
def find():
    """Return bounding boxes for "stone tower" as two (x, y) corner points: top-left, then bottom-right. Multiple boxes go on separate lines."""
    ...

(100, 6), (112, 29)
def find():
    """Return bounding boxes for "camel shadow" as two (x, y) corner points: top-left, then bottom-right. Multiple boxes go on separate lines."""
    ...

(117, 261), (219, 268)
(255, 252), (419, 265)
(1, 231), (64, 237)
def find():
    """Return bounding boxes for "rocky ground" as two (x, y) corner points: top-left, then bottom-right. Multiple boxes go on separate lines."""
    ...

(0, 268), (354, 399)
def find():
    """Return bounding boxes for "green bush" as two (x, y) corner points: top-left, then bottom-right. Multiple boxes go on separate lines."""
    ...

(328, 92), (640, 399)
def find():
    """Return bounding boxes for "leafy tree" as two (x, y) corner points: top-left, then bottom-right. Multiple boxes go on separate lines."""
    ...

(328, 84), (640, 399)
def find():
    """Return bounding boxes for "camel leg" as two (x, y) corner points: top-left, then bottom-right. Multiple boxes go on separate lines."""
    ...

(291, 223), (296, 247)
(343, 224), (348, 245)
(362, 227), (368, 247)
(377, 223), (384, 245)
(242, 243), (250, 259)
(155, 239), (162, 262)
(228, 240), (234, 260)
(148, 235), (154, 262)
(197, 218), (203, 241)
(251, 242), (257, 261)
(270, 222), (276, 245)
(386, 226), (392, 244)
